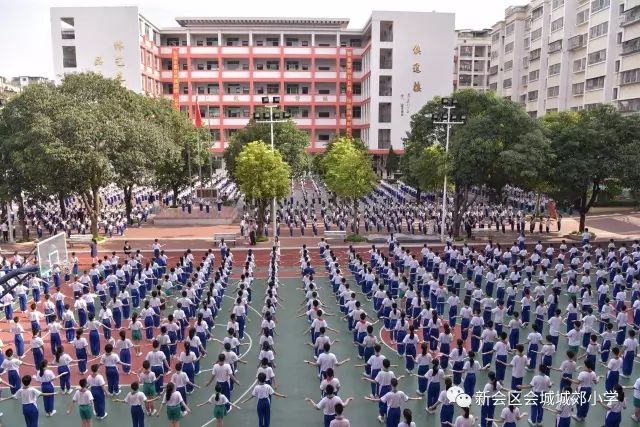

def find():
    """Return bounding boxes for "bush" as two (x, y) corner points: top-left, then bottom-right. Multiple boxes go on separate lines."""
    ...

(256, 236), (269, 243)
(565, 231), (596, 241)
(345, 234), (367, 243)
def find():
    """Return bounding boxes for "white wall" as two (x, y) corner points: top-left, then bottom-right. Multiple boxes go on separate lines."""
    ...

(50, 6), (142, 92)
(370, 11), (455, 150)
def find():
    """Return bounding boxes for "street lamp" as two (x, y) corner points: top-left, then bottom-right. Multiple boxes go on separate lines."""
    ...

(427, 97), (466, 242)
(252, 96), (291, 239)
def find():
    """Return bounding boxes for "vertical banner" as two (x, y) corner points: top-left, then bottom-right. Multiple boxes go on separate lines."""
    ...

(171, 48), (180, 110)
(345, 48), (353, 137)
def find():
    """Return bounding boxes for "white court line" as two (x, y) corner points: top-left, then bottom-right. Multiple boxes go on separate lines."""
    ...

(199, 295), (261, 427)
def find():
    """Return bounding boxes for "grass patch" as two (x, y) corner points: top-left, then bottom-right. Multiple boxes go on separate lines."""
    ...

(256, 236), (269, 243)
(345, 234), (367, 243)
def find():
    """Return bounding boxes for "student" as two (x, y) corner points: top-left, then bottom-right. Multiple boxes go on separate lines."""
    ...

(146, 340), (170, 393)
(171, 361), (200, 404)
(197, 384), (241, 427)
(598, 384), (626, 427)
(139, 360), (158, 416)
(156, 382), (191, 427)
(329, 402), (350, 427)
(87, 363), (108, 419)
(205, 353), (240, 411)
(518, 365), (552, 426)
(306, 384), (351, 427)
(33, 360), (64, 416)
(113, 381), (156, 427)
(1, 347), (31, 395)
(428, 377), (455, 427)
(571, 359), (597, 421)
(398, 408), (416, 427)
(543, 386), (572, 427)
(67, 378), (95, 427)
(454, 406), (476, 427)
(240, 372), (287, 427)
(0, 375), (55, 427)
(495, 405), (527, 427)
(51, 347), (74, 394)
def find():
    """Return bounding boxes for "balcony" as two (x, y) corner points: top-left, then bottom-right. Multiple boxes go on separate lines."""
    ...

(621, 7), (640, 27)
(568, 34), (587, 51)
(315, 118), (337, 126)
(622, 37), (640, 55)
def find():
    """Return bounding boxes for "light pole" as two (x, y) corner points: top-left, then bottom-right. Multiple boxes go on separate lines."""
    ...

(252, 96), (291, 240)
(428, 98), (466, 242)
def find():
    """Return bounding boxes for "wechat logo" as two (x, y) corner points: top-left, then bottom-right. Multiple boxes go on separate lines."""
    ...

(447, 385), (472, 408)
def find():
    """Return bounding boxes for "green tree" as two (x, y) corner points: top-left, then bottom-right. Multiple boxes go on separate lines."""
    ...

(541, 106), (640, 231)
(385, 147), (401, 176)
(322, 136), (377, 222)
(151, 98), (210, 207)
(234, 141), (290, 238)
(223, 112), (309, 180)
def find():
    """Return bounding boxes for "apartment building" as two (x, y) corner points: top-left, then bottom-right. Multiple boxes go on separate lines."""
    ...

(50, 7), (455, 154)
(618, 0), (640, 112)
(454, 29), (492, 92)
(489, 0), (624, 117)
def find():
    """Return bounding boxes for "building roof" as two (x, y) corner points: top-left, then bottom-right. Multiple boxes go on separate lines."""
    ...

(175, 17), (350, 29)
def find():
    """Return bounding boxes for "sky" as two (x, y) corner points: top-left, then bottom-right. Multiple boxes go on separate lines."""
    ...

(0, 0), (517, 78)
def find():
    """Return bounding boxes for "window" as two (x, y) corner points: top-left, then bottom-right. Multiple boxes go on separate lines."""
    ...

(613, 87), (618, 99)
(62, 46), (77, 68)
(576, 9), (589, 25)
(619, 98), (640, 112)
(504, 60), (513, 71)
(588, 49), (606, 64)
(380, 48), (393, 69)
(318, 111), (331, 118)
(266, 61), (279, 71)
(378, 129), (391, 149)
(524, 37), (530, 49)
(528, 90), (538, 101)
(616, 60), (621, 72)
(591, 0), (610, 14)
(266, 37), (279, 47)
(286, 38), (299, 47)
(503, 78), (512, 88)
(529, 69), (540, 81)
(620, 68), (640, 85)
(506, 23), (515, 36)
(505, 42), (514, 53)
(492, 32), (500, 42)
(60, 17), (75, 39)
(378, 103), (391, 122)
(572, 82), (585, 95)
(531, 6), (544, 20)
(551, 18), (564, 32)
(589, 21), (608, 39)
(547, 86), (560, 97)
(618, 32), (623, 44)
(530, 48), (541, 61)
(380, 21), (393, 42)
(206, 61), (218, 71)
(531, 28), (542, 41)
(573, 57), (587, 72)
(548, 63), (561, 75)
(548, 40), (563, 53)
(586, 75), (605, 90)
(166, 37), (179, 46)
(623, 37), (640, 55)
(552, 0), (564, 9)
(206, 37), (217, 46)
(318, 134), (331, 142)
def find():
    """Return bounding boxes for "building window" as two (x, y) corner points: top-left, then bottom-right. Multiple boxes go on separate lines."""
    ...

(613, 87), (618, 99)
(531, 28), (542, 41)
(548, 40), (563, 53)
(62, 46), (77, 68)
(60, 17), (75, 39)
(503, 78), (512, 88)
(206, 37), (218, 46)
(530, 48), (541, 61)
(591, 0), (610, 14)
(529, 69), (540, 81)
(588, 49), (607, 64)
(619, 98), (640, 112)
(547, 86), (560, 97)
(618, 32), (623, 44)
(506, 23), (514, 36)
(552, 0), (564, 9)
(380, 21), (393, 42)
(548, 63), (561, 75)
(378, 103), (391, 122)
(589, 21), (608, 39)
(572, 82), (585, 95)
(378, 129), (391, 149)
(576, 9), (589, 25)
(528, 90), (538, 101)
(620, 68), (640, 85)
(379, 75), (392, 96)
(586, 75), (605, 90)
(551, 18), (564, 32)
(531, 6), (543, 21)
(380, 48), (393, 69)
(504, 42), (514, 53)
(573, 57), (587, 72)
(492, 32), (500, 42)
(504, 60), (513, 71)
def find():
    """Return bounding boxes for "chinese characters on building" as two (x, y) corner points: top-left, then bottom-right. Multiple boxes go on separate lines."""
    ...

(412, 44), (422, 93)
(113, 40), (125, 82)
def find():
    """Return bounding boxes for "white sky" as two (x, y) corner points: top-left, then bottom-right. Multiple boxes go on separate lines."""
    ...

(0, 0), (517, 78)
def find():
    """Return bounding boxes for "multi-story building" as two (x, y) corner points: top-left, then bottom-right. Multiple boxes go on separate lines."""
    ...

(50, 7), (455, 154)
(489, 0), (624, 117)
(618, 0), (640, 112)
(454, 29), (492, 92)
(10, 76), (52, 88)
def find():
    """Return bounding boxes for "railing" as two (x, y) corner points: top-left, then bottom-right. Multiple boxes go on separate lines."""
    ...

(568, 34), (587, 50)
(621, 7), (640, 26)
(623, 37), (640, 55)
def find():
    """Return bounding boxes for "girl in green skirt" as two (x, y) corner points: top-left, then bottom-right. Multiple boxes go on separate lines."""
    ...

(129, 313), (143, 356)
(157, 382), (190, 427)
(139, 360), (158, 415)
(67, 378), (96, 427)
(196, 384), (241, 427)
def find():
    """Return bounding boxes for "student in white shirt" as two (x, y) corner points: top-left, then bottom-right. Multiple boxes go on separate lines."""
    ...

(156, 382), (190, 427)
(306, 383), (352, 427)
(113, 381), (156, 427)
(196, 383), (240, 426)
(241, 373), (287, 427)
(66, 378), (95, 425)
(364, 377), (421, 425)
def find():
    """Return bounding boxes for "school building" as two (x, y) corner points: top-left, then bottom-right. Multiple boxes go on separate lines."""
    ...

(487, 0), (640, 117)
(50, 6), (455, 156)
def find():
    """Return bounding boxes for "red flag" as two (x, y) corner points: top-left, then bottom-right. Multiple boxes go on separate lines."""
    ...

(194, 97), (202, 128)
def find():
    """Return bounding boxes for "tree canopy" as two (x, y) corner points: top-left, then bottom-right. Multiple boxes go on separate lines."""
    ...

(223, 111), (309, 180)
(234, 141), (291, 237)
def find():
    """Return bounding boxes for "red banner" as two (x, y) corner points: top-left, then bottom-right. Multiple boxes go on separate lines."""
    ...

(345, 48), (353, 137)
(171, 48), (180, 110)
